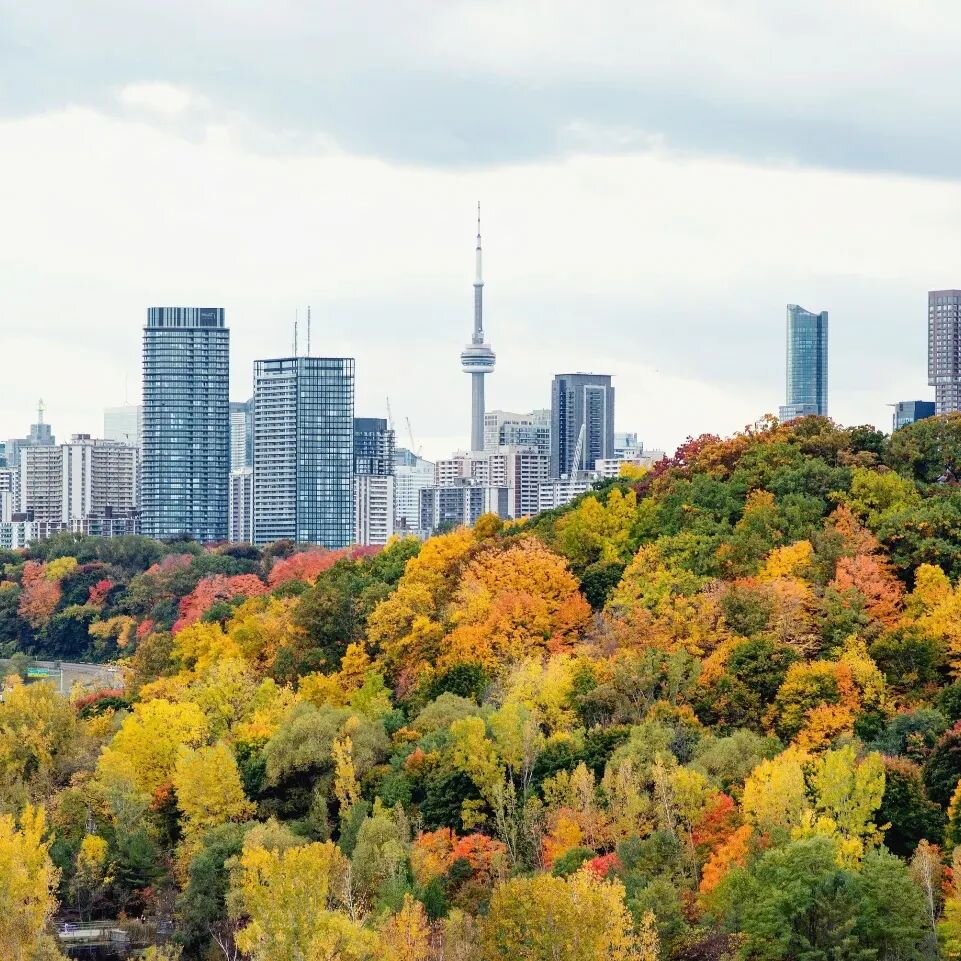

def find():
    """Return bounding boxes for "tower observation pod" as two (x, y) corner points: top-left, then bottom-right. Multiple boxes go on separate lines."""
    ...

(461, 203), (496, 452)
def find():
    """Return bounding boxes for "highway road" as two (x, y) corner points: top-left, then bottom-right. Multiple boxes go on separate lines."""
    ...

(0, 658), (123, 693)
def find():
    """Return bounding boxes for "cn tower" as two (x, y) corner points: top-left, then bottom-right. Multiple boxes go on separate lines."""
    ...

(460, 203), (496, 451)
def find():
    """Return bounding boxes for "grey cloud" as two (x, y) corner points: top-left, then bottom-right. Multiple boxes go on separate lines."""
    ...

(2, 2), (960, 177)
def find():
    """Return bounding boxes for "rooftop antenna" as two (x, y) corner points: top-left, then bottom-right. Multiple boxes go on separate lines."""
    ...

(37, 398), (45, 425)
(307, 305), (312, 357)
(294, 309), (299, 357)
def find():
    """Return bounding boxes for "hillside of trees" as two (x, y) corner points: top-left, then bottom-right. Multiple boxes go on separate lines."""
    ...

(8, 414), (961, 959)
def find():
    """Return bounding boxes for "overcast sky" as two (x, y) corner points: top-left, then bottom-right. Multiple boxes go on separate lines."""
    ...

(1, 1), (958, 459)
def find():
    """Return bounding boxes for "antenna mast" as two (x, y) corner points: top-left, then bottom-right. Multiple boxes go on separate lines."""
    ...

(294, 309), (299, 357)
(307, 305), (312, 357)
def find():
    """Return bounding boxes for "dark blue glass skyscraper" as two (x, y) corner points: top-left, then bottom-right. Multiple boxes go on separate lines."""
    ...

(142, 307), (229, 542)
(779, 304), (828, 421)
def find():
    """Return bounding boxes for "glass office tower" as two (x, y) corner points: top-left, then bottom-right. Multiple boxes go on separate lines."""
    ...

(253, 356), (355, 547)
(779, 304), (828, 421)
(141, 307), (229, 542)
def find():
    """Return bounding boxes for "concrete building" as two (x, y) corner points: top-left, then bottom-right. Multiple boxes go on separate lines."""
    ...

(103, 405), (142, 446)
(228, 467), (254, 543)
(394, 448), (434, 535)
(484, 410), (550, 457)
(253, 356), (355, 547)
(15, 435), (139, 540)
(779, 304), (829, 421)
(142, 307), (230, 542)
(594, 450), (666, 479)
(419, 481), (510, 533)
(929, 290), (961, 414)
(354, 474), (395, 546)
(551, 373), (615, 478)
(460, 205), (496, 451)
(230, 400), (254, 470)
(538, 477), (593, 512)
(892, 400), (937, 432)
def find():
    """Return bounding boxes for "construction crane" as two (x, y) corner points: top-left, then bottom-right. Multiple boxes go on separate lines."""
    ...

(406, 417), (422, 457)
(385, 396), (394, 432)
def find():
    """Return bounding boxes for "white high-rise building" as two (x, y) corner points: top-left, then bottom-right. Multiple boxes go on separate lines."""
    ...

(229, 467), (254, 543)
(104, 405), (142, 446)
(354, 474), (395, 546)
(13, 435), (139, 541)
(230, 400), (254, 470)
(484, 410), (551, 458)
(394, 448), (434, 536)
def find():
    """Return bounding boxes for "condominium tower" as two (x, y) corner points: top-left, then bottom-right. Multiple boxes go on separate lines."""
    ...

(141, 307), (230, 542)
(550, 373), (615, 478)
(929, 290), (961, 414)
(779, 304), (828, 421)
(252, 356), (355, 547)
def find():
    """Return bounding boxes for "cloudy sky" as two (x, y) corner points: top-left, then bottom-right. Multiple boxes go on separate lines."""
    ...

(1, 1), (958, 459)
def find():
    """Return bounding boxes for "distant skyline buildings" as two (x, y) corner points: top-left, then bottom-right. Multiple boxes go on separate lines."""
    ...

(252, 355), (355, 547)
(103, 405), (142, 447)
(230, 399), (254, 470)
(779, 304), (829, 422)
(550, 373), (615, 478)
(892, 400), (936, 432)
(141, 307), (230, 542)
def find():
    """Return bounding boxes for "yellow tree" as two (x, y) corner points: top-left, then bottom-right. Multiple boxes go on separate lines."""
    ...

(483, 869), (637, 961)
(0, 805), (63, 961)
(173, 742), (254, 845)
(368, 528), (476, 678)
(375, 893), (430, 961)
(97, 699), (209, 795)
(229, 839), (375, 961)
(742, 748), (809, 832)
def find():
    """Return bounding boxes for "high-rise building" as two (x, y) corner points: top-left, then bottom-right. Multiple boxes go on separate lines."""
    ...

(142, 307), (229, 542)
(230, 400), (254, 470)
(228, 467), (254, 543)
(484, 409), (551, 458)
(17, 435), (139, 537)
(354, 418), (395, 476)
(420, 481), (510, 533)
(779, 304), (828, 421)
(394, 448), (434, 535)
(892, 400), (937, 432)
(355, 474), (395, 546)
(460, 205), (496, 451)
(550, 373), (615, 478)
(929, 290), (961, 414)
(104, 405), (142, 446)
(252, 356), (355, 547)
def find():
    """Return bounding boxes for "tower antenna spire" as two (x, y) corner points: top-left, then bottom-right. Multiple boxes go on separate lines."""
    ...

(307, 305), (312, 357)
(460, 203), (495, 451)
(294, 309), (299, 357)
(37, 398), (45, 425)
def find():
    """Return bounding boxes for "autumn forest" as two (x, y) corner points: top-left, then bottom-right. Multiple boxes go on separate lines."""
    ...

(7, 415), (961, 960)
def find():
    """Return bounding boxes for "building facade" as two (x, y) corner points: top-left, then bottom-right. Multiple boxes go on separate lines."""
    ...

(419, 481), (510, 533)
(253, 356), (355, 547)
(142, 307), (230, 542)
(484, 410), (550, 457)
(104, 405), (142, 446)
(354, 474), (395, 546)
(15, 435), (139, 539)
(230, 399), (254, 471)
(550, 373), (615, 478)
(929, 290), (961, 414)
(354, 418), (395, 476)
(394, 448), (434, 535)
(892, 400), (937, 432)
(228, 467), (254, 543)
(5, 403), (56, 473)
(779, 304), (829, 421)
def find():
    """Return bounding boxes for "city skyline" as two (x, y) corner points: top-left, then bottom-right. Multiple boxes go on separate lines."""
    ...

(5, 6), (961, 456)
